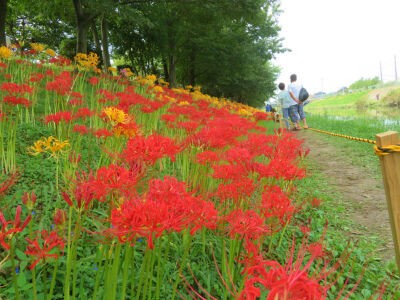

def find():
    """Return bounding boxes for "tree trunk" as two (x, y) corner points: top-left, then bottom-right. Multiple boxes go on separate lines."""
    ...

(188, 50), (196, 86)
(163, 58), (169, 83)
(168, 54), (176, 88)
(0, 0), (7, 46)
(91, 21), (101, 55)
(100, 15), (111, 71)
(73, 0), (94, 54)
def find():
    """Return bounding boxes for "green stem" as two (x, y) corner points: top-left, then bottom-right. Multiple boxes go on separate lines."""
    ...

(47, 260), (60, 300)
(121, 244), (133, 299)
(10, 244), (20, 300)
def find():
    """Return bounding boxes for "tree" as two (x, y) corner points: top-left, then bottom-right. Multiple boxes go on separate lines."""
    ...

(0, 0), (7, 46)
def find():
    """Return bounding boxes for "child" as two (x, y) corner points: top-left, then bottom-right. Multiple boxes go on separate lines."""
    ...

(277, 82), (301, 130)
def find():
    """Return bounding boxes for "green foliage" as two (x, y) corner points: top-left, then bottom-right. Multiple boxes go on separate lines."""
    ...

(381, 88), (400, 107)
(349, 77), (381, 90)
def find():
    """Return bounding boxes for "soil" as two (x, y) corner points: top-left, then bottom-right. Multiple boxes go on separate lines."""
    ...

(295, 128), (395, 262)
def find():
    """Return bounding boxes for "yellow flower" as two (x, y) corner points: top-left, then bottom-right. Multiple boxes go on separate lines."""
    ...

(28, 136), (69, 158)
(0, 46), (12, 59)
(103, 107), (128, 126)
(45, 49), (56, 57)
(74, 52), (99, 71)
(30, 43), (45, 52)
(108, 66), (117, 72)
(178, 101), (190, 106)
(153, 85), (164, 93)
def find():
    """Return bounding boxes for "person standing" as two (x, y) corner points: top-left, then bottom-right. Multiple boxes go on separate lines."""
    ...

(277, 82), (300, 130)
(288, 74), (309, 129)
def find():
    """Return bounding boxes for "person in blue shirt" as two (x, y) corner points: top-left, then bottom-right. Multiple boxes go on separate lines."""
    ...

(277, 82), (301, 130)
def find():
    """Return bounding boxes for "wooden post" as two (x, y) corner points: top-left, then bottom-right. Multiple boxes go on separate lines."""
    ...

(376, 131), (400, 269)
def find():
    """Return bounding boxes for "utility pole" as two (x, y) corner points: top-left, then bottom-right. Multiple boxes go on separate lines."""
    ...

(395, 55), (398, 81)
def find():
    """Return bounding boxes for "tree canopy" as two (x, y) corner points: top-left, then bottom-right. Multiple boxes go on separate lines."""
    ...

(0, 0), (286, 107)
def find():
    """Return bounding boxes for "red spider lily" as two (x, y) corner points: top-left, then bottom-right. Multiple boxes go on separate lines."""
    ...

(253, 111), (269, 122)
(238, 132), (276, 158)
(0, 82), (33, 95)
(196, 150), (220, 165)
(225, 209), (269, 242)
(3, 95), (31, 107)
(254, 158), (306, 181)
(140, 100), (167, 113)
(22, 191), (37, 210)
(260, 185), (295, 229)
(0, 62), (7, 68)
(29, 73), (45, 83)
(48, 55), (72, 66)
(97, 88), (116, 103)
(25, 230), (65, 269)
(73, 107), (95, 120)
(212, 164), (252, 181)
(64, 164), (141, 209)
(121, 133), (181, 167)
(88, 76), (99, 85)
(93, 128), (113, 139)
(110, 176), (218, 248)
(214, 178), (256, 204)
(53, 209), (67, 227)
(0, 171), (19, 197)
(44, 111), (73, 124)
(73, 124), (89, 135)
(45, 71), (73, 95)
(0, 206), (32, 250)
(311, 198), (321, 207)
(239, 243), (329, 299)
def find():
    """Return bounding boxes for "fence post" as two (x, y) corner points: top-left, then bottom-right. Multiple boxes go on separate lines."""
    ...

(376, 131), (400, 269)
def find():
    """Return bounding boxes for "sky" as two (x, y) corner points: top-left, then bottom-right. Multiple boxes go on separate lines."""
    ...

(274, 0), (400, 94)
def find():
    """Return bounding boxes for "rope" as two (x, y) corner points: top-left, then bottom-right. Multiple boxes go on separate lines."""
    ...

(301, 127), (400, 156)
(306, 127), (376, 144)
(278, 117), (400, 156)
(374, 144), (400, 156)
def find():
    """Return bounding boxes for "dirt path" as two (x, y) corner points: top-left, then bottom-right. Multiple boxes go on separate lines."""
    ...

(295, 129), (395, 262)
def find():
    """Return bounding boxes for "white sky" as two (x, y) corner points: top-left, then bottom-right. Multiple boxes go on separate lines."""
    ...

(274, 0), (400, 94)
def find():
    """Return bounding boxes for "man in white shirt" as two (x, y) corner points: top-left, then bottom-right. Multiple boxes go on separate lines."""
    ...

(288, 74), (309, 129)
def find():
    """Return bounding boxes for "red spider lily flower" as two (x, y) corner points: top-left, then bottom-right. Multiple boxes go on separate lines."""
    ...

(3, 95), (31, 107)
(110, 176), (218, 248)
(214, 178), (256, 204)
(253, 111), (269, 122)
(88, 76), (99, 85)
(225, 209), (269, 242)
(311, 198), (321, 207)
(0, 206), (32, 250)
(25, 230), (65, 269)
(29, 73), (45, 83)
(121, 134), (181, 166)
(0, 62), (7, 68)
(44, 111), (73, 124)
(73, 124), (89, 135)
(238, 238), (336, 300)
(0, 171), (19, 197)
(238, 132), (276, 158)
(73, 107), (95, 120)
(212, 163), (252, 181)
(254, 158), (306, 181)
(196, 150), (220, 165)
(53, 209), (67, 228)
(45, 71), (73, 95)
(22, 191), (37, 210)
(0, 82), (33, 95)
(93, 128), (113, 138)
(261, 185), (295, 229)
(48, 55), (72, 66)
